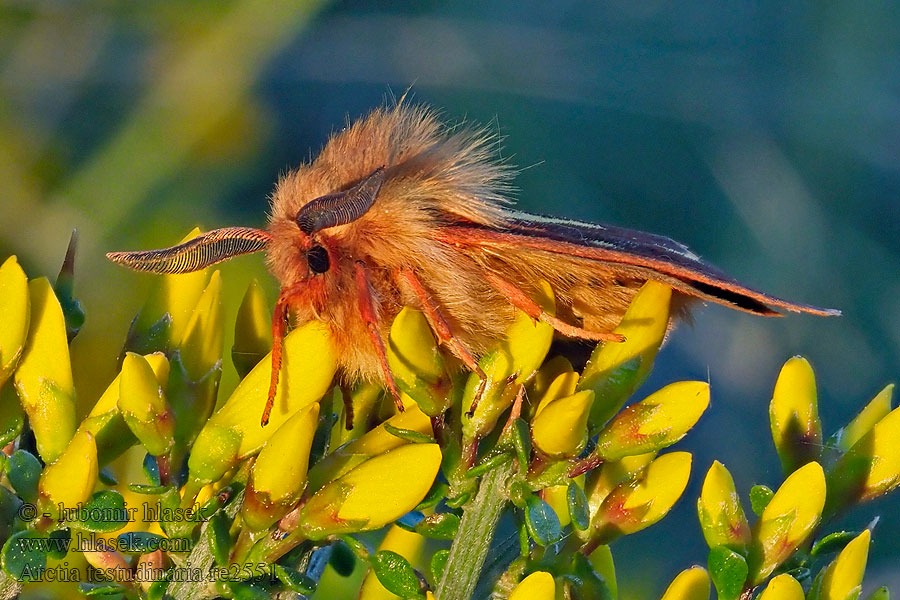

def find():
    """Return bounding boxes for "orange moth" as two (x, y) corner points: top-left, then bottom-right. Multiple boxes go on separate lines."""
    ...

(107, 103), (838, 426)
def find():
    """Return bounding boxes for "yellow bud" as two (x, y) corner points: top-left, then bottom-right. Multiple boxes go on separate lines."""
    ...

(585, 452), (656, 515)
(529, 356), (575, 402)
(820, 529), (870, 600)
(208, 321), (336, 457)
(39, 430), (98, 514)
(541, 485), (571, 528)
(595, 452), (691, 540)
(13, 278), (76, 462)
(839, 384), (893, 452)
(187, 423), (243, 485)
(579, 280), (671, 428)
(697, 461), (750, 550)
(177, 270), (223, 381)
(857, 406), (900, 501)
(300, 443), (442, 537)
(0, 256), (30, 387)
(252, 403), (319, 502)
(308, 404), (432, 492)
(119, 353), (175, 456)
(359, 525), (427, 599)
(660, 567), (710, 600)
(502, 280), (556, 384)
(758, 574), (804, 600)
(89, 353), (170, 418)
(534, 371), (579, 417)
(596, 381), (709, 461)
(130, 228), (208, 350)
(509, 571), (555, 600)
(232, 279), (273, 378)
(770, 357), (822, 474)
(388, 307), (450, 416)
(532, 390), (594, 458)
(750, 461), (825, 583)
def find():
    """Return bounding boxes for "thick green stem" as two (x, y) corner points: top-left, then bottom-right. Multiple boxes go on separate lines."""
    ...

(436, 460), (515, 600)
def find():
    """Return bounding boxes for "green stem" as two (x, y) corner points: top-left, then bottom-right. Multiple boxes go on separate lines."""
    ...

(436, 460), (515, 600)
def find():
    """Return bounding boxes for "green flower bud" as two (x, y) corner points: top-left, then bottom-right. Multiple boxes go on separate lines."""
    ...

(13, 278), (76, 462)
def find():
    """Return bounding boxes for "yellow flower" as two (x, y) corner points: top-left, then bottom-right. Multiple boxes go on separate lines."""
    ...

(838, 384), (892, 452)
(578, 280), (671, 428)
(769, 357), (822, 474)
(820, 529), (870, 600)
(232, 278), (273, 378)
(118, 352), (175, 456)
(0, 256), (29, 387)
(697, 461), (751, 550)
(388, 307), (451, 416)
(39, 430), (98, 517)
(758, 574), (804, 600)
(660, 567), (710, 600)
(509, 571), (555, 600)
(532, 390), (594, 458)
(13, 278), (76, 462)
(749, 461), (825, 583)
(596, 381), (709, 460)
(176, 269), (223, 381)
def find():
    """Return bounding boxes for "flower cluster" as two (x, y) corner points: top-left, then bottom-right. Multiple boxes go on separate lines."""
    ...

(0, 231), (897, 600)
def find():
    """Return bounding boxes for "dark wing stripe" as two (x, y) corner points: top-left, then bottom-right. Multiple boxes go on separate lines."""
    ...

(438, 221), (840, 317)
(106, 227), (271, 274)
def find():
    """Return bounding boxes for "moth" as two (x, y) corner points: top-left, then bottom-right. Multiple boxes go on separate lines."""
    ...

(107, 103), (838, 426)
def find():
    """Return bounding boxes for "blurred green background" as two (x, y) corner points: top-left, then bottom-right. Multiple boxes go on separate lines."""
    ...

(1, 1), (898, 598)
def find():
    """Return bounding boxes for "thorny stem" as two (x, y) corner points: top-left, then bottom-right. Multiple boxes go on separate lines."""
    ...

(436, 459), (515, 600)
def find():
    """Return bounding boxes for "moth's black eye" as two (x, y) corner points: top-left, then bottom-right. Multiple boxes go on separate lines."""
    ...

(307, 245), (330, 274)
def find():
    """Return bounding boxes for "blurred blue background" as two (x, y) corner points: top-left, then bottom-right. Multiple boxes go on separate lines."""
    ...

(2, 1), (898, 597)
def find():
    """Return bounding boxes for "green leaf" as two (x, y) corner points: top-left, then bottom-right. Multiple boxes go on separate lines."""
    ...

(8, 450), (41, 503)
(127, 484), (173, 496)
(465, 453), (512, 479)
(1, 530), (47, 580)
(78, 582), (127, 596)
(512, 418), (531, 471)
(384, 423), (436, 444)
(47, 529), (70, 560)
(273, 564), (316, 594)
(72, 491), (129, 533)
(567, 481), (590, 531)
(810, 530), (861, 558)
(524, 494), (562, 547)
(708, 546), (748, 600)
(415, 481), (449, 512)
(371, 550), (425, 599)
(569, 553), (615, 600)
(143, 453), (161, 486)
(148, 573), (172, 600)
(749, 485), (774, 516)
(430, 549), (450, 583)
(329, 539), (357, 577)
(337, 534), (370, 561)
(209, 513), (231, 567)
(414, 512), (460, 540)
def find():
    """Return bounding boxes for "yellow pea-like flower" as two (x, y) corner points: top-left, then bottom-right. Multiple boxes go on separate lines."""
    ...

(579, 280), (671, 429)
(585, 452), (656, 516)
(176, 269), (223, 382)
(359, 525), (427, 600)
(838, 384), (893, 452)
(769, 356), (822, 474)
(501, 280), (555, 384)
(820, 529), (870, 600)
(596, 381), (709, 461)
(39, 430), (98, 517)
(13, 278), (76, 462)
(697, 461), (750, 550)
(298, 443), (442, 537)
(533, 370), (579, 417)
(529, 355), (575, 404)
(749, 461), (825, 583)
(203, 321), (337, 458)
(388, 307), (451, 416)
(593, 452), (692, 541)
(0, 256), (30, 387)
(509, 571), (555, 600)
(119, 353), (175, 457)
(659, 566), (710, 600)
(242, 403), (320, 532)
(129, 228), (209, 351)
(232, 278), (273, 378)
(532, 390), (594, 458)
(758, 574), (804, 600)
(308, 403), (432, 492)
